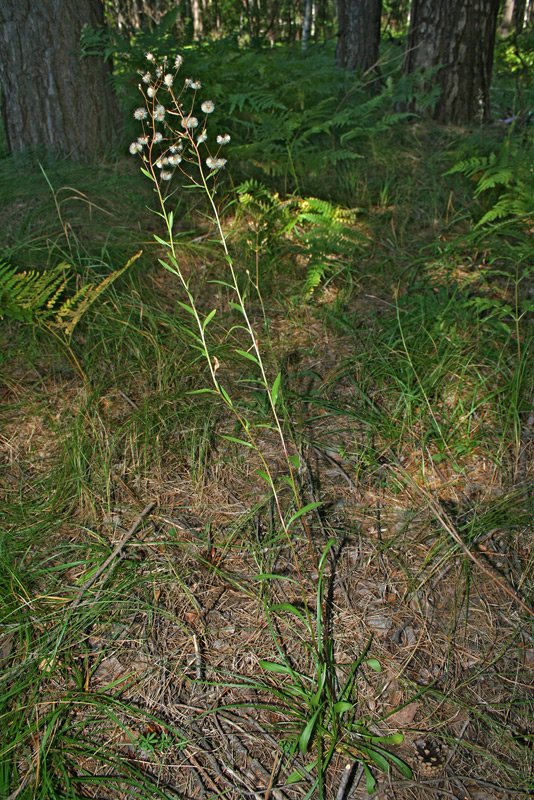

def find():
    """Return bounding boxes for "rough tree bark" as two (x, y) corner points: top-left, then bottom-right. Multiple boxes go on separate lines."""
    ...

(336, 0), (383, 81)
(0, 0), (120, 159)
(404, 0), (500, 125)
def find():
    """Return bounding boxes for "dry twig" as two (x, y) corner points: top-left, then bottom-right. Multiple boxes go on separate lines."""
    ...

(70, 501), (156, 611)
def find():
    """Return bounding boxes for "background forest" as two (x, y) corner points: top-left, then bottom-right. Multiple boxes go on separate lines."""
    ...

(1, 1), (534, 799)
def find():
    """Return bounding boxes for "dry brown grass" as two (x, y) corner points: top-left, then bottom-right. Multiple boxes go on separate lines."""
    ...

(2, 263), (533, 800)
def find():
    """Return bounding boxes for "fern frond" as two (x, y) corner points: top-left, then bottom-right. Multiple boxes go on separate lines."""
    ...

(304, 261), (328, 297)
(474, 168), (515, 195)
(0, 261), (68, 323)
(476, 193), (533, 226)
(445, 155), (492, 178)
(0, 252), (141, 341)
(51, 257), (136, 339)
(228, 91), (287, 114)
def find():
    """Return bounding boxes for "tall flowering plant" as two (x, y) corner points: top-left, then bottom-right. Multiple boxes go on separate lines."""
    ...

(128, 56), (410, 790)
(129, 52), (315, 561)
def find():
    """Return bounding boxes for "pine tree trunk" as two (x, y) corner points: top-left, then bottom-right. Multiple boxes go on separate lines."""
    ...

(404, 0), (500, 125)
(336, 0), (382, 82)
(0, 0), (120, 160)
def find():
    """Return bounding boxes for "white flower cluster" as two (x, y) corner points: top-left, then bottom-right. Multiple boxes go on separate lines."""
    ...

(129, 51), (230, 185)
(206, 156), (227, 171)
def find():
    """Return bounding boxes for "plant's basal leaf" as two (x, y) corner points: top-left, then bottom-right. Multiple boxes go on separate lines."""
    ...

(259, 660), (293, 675)
(255, 574), (299, 584)
(376, 749), (412, 778)
(363, 762), (376, 794)
(366, 658), (381, 672)
(333, 701), (353, 714)
(366, 748), (390, 771)
(287, 770), (305, 784)
(269, 602), (307, 622)
(299, 707), (321, 754)
(369, 733), (403, 746)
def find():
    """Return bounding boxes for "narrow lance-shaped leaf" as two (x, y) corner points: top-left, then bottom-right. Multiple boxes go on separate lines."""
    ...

(285, 501), (322, 529)
(255, 469), (274, 487)
(235, 348), (260, 365)
(220, 434), (255, 449)
(153, 233), (171, 248)
(259, 660), (293, 675)
(202, 308), (217, 330)
(299, 707), (321, 754)
(218, 385), (234, 407)
(271, 371), (282, 407)
(288, 453), (300, 469)
(176, 300), (197, 317)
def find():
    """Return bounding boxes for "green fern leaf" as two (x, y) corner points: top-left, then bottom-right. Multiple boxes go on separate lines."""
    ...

(0, 252), (141, 340)
(0, 261), (67, 322)
(49, 251), (141, 340)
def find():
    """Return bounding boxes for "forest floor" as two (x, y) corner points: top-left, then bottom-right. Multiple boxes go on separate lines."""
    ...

(1, 120), (534, 800)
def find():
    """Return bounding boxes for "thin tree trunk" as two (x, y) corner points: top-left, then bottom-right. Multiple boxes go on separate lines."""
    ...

(302, 0), (313, 49)
(513, 0), (527, 31)
(500, 0), (515, 34)
(500, 0), (527, 34)
(336, 0), (382, 83)
(265, 0), (279, 44)
(192, 0), (203, 38)
(243, 0), (254, 40)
